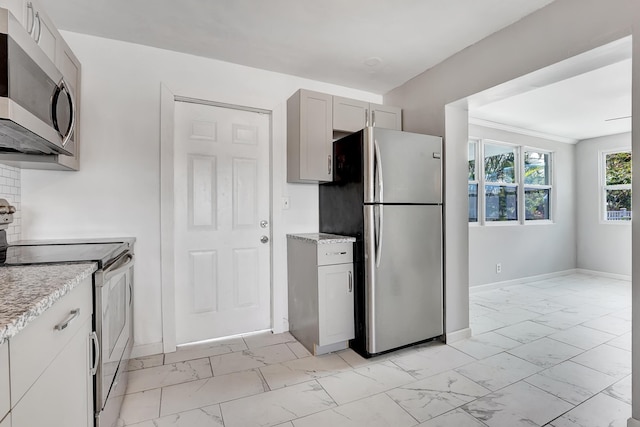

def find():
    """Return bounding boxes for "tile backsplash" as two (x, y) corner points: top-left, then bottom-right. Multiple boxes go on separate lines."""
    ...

(0, 164), (20, 242)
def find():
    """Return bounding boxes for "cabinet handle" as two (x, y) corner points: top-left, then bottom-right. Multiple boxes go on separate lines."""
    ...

(26, 2), (35, 35)
(34, 11), (41, 43)
(328, 155), (332, 175)
(365, 109), (369, 127)
(372, 110), (376, 127)
(90, 331), (100, 376)
(54, 308), (80, 331)
(326, 251), (347, 256)
(348, 271), (353, 292)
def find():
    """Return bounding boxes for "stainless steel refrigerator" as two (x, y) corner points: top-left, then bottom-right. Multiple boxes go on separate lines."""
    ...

(319, 126), (443, 357)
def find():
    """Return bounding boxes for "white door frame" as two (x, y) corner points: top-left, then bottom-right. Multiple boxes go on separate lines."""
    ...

(160, 84), (273, 354)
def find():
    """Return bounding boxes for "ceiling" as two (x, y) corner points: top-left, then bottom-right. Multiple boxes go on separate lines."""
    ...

(38, 0), (555, 94)
(470, 58), (632, 142)
(38, 0), (630, 142)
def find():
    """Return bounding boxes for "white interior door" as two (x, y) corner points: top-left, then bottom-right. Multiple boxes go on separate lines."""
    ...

(173, 101), (271, 345)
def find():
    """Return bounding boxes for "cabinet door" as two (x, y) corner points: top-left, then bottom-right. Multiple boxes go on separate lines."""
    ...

(288, 89), (333, 182)
(318, 263), (355, 346)
(370, 104), (402, 130)
(11, 317), (93, 427)
(333, 96), (368, 132)
(301, 90), (332, 181)
(33, 5), (57, 63)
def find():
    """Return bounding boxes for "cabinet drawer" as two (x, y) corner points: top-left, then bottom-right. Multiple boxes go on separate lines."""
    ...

(0, 341), (8, 421)
(10, 277), (92, 406)
(317, 243), (353, 266)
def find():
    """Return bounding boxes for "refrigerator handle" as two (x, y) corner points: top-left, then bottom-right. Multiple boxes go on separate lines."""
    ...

(374, 139), (384, 203)
(376, 204), (384, 267)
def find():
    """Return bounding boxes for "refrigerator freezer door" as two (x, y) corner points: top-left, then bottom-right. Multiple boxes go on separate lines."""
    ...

(364, 204), (443, 354)
(366, 128), (442, 204)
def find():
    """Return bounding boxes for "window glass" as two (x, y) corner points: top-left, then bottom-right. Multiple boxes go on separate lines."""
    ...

(468, 183), (478, 222)
(485, 185), (518, 221)
(484, 144), (515, 184)
(468, 141), (476, 181)
(525, 188), (550, 220)
(524, 151), (550, 185)
(606, 152), (631, 185)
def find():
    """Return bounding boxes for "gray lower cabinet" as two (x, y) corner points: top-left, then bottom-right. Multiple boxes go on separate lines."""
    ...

(287, 235), (355, 355)
(7, 277), (93, 427)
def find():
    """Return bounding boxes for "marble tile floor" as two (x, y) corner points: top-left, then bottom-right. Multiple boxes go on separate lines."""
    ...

(120, 273), (631, 427)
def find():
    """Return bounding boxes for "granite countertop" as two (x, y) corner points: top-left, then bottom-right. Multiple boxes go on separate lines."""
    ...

(287, 233), (356, 244)
(0, 263), (97, 345)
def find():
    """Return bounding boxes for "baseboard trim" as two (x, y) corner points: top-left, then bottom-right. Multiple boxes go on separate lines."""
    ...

(445, 327), (472, 344)
(469, 269), (578, 294)
(627, 417), (640, 427)
(131, 342), (164, 358)
(576, 268), (631, 282)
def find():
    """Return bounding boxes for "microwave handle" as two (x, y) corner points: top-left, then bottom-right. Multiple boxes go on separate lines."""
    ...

(51, 78), (76, 147)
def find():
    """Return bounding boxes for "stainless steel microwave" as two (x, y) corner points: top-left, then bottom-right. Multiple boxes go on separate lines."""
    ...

(0, 9), (75, 156)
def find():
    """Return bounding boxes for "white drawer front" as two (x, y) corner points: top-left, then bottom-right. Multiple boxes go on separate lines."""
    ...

(10, 277), (92, 406)
(317, 243), (353, 266)
(0, 341), (9, 421)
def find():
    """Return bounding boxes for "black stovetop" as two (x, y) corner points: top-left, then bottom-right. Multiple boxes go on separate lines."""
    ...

(0, 238), (134, 268)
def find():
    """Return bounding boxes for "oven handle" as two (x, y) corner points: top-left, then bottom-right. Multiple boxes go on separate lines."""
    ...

(104, 253), (135, 282)
(90, 331), (100, 376)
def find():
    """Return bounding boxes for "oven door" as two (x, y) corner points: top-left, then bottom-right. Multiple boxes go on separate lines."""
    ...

(95, 251), (134, 418)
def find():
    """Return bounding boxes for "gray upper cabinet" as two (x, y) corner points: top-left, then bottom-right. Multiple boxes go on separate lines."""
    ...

(370, 103), (402, 130)
(287, 89), (402, 183)
(333, 96), (402, 132)
(287, 89), (333, 183)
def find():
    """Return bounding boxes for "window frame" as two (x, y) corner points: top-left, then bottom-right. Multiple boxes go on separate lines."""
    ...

(600, 148), (632, 225)
(482, 140), (520, 226)
(468, 138), (555, 226)
(468, 138), (480, 225)
(522, 147), (554, 224)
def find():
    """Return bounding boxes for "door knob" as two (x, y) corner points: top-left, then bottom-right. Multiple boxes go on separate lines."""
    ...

(260, 235), (269, 244)
(260, 220), (268, 228)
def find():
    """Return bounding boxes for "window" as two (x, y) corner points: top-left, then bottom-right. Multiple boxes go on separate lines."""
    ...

(524, 151), (551, 220)
(468, 140), (478, 222)
(603, 150), (632, 222)
(468, 139), (553, 225)
(484, 143), (517, 222)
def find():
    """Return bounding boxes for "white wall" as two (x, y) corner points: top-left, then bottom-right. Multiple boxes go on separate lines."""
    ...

(20, 32), (382, 354)
(576, 132), (631, 277)
(468, 125), (576, 287)
(384, 0), (639, 339)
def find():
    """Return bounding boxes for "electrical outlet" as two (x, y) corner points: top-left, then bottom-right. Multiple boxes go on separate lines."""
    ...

(496, 263), (502, 274)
